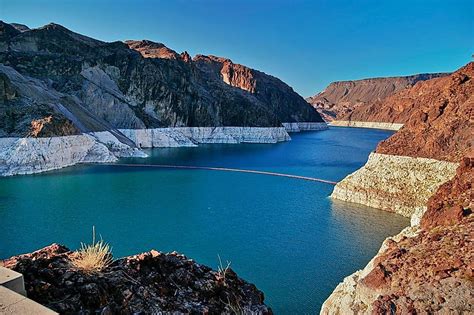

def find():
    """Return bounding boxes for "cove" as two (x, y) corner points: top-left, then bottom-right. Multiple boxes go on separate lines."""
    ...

(0, 127), (409, 313)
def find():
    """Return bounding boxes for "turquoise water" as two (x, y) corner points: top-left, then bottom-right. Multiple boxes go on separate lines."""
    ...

(0, 127), (409, 313)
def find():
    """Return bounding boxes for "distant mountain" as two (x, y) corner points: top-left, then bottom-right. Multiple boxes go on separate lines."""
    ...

(307, 73), (447, 121)
(0, 21), (323, 138)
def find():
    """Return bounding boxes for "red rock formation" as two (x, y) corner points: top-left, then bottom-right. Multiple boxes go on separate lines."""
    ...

(192, 55), (323, 123)
(323, 63), (473, 314)
(29, 116), (52, 137)
(307, 73), (446, 121)
(421, 153), (473, 230)
(194, 55), (257, 93)
(362, 215), (473, 313)
(376, 62), (473, 162)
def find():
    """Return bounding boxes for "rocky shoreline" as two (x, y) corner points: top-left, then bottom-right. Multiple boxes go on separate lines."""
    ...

(329, 120), (403, 131)
(331, 153), (458, 218)
(0, 124), (328, 176)
(322, 157), (473, 314)
(3, 244), (271, 314)
(322, 62), (473, 313)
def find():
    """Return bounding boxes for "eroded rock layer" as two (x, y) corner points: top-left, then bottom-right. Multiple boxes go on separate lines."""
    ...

(329, 120), (403, 131)
(0, 135), (117, 176)
(0, 127), (291, 176)
(330, 153), (458, 218)
(3, 244), (271, 314)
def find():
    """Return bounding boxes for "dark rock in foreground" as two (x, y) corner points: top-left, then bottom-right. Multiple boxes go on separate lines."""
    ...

(3, 244), (271, 314)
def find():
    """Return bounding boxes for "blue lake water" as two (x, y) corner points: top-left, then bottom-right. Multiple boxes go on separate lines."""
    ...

(0, 127), (409, 313)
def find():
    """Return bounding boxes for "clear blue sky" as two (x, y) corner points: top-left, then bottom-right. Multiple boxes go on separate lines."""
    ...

(1, 0), (473, 96)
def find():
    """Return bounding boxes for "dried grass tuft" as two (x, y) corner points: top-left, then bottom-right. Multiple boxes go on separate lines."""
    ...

(70, 226), (113, 274)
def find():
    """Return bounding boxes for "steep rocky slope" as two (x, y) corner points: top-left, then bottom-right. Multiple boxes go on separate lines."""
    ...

(307, 73), (446, 122)
(0, 21), (326, 175)
(0, 21), (324, 134)
(331, 62), (473, 217)
(4, 244), (271, 314)
(375, 62), (473, 162)
(322, 156), (473, 314)
(193, 55), (323, 127)
(323, 63), (473, 314)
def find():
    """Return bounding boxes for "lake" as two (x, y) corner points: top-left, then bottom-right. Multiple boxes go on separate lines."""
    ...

(0, 126), (409, 313)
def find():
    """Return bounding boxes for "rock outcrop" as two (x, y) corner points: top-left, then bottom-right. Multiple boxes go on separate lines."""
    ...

(375, 62), (473, 162)
(331, 62), (473, 214)
(192, 55), (324, 125)
(307, 73), (447, 121)
(3, 244), (271, 314)
(0, 135), (118, 176)
(331, 153), (458, 218)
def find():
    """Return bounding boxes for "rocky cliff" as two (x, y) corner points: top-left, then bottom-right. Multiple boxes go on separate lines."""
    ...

(192, 55), (323, 124)
(323, 63), (473, 314)
(0, 21), (326, 176)
(3, 244), (271, 314)
(331, 62), (473, 217)
(322, 156), (473, 314)
(375, 62), (473, 162)
(307, 73), (447, 122)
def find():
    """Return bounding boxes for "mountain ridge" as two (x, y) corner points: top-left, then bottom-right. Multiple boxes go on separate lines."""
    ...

(307, 72), (448, 121)
(0, 20), (324, 138)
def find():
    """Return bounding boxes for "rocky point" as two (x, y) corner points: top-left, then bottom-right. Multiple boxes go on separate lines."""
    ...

(3, 244), (271, 314)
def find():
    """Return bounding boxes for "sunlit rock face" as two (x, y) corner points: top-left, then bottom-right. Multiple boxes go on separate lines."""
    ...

(307, 73), (447, 122)
(192, 54), (324, 124)
(330, 62), (473, 215)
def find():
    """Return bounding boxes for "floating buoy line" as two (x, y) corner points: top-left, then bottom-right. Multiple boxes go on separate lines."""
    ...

(99, 163), (337, 185)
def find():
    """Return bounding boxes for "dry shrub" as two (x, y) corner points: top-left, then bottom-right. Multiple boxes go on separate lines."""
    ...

(70, 226), (113, 274)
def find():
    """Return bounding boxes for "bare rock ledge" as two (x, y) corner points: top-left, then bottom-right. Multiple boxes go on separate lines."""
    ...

(331, 152), (458, 218)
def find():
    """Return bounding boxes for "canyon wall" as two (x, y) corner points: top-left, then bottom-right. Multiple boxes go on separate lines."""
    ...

(323, 63), (473, 314)
(331, 62), (473, 213)
(322, 156), (473, 314)
(0, 21), (324, 138)
(0, 21), (328, 176)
